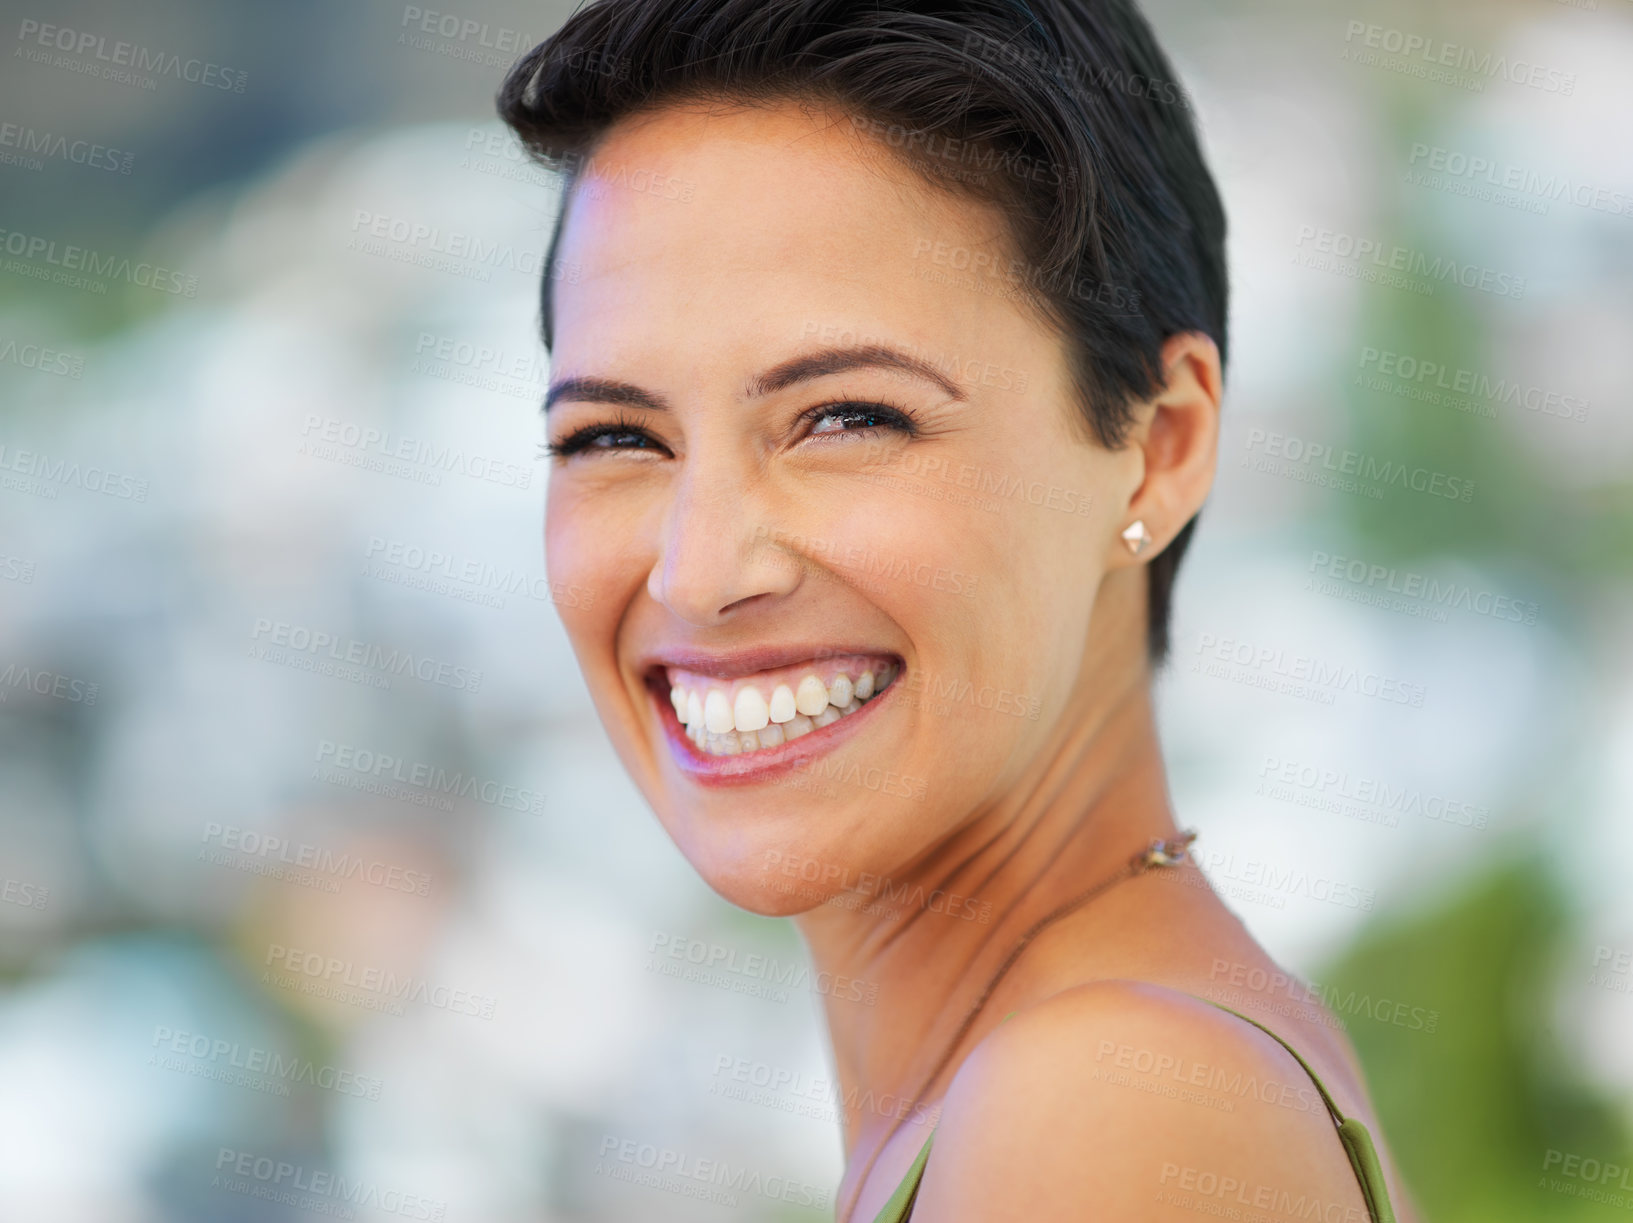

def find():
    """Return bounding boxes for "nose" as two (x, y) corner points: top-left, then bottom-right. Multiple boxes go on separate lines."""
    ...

(646, 468), (804, 626)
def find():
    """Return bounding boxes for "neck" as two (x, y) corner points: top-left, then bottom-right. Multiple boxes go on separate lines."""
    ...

(794, 624), (1180, 1148)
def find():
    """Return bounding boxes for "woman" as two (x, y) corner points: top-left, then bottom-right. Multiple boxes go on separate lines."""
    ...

(498, 1), (1417, 1219)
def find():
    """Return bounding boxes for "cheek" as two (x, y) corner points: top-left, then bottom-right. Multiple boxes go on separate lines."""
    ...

(794, 466), (999, 613)
(545, 483), (643, 654)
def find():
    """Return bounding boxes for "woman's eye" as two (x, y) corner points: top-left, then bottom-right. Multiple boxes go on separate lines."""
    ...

(805, 403), (918, 439)
(546, 424), (665, 459)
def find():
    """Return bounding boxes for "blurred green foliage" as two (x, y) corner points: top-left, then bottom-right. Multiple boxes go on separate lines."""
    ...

(1321, 851), (1633, 1221)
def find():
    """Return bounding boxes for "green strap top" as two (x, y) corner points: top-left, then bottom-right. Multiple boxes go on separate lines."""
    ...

(868, 996), (1397, 1223)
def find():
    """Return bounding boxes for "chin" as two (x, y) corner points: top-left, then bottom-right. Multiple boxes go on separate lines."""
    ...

(656, 797), (886, 918)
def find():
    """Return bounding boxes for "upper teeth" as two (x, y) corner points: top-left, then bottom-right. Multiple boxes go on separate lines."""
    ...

(667, 662), (897, 756)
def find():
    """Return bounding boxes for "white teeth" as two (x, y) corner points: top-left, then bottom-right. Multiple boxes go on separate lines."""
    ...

(672, 662), (899, 756)
(704, 690), (735, 735)
(733, 686), (770, 732)
(769, 684), (797, 724)
(795, 675), (829, 717)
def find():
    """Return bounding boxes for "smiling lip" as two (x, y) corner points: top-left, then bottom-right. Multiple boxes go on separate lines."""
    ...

(638, 644), (898, 681)
(643, 652), (902, 786)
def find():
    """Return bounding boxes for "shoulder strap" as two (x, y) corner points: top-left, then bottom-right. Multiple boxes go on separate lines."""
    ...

(870, 1131), (934, 1223)
(869, 1016), (1022, 1222)
(1194, 997), (1397, 1223)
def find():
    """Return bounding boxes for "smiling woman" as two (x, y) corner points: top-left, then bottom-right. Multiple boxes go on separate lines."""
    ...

(496, 2), (1416, 1221)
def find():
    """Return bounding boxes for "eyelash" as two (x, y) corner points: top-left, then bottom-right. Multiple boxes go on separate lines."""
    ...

(541, 411), (659, 460)
(540, 400), (923, 460)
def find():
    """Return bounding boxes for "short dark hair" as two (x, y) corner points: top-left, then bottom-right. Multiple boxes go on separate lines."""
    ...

(498, 0), (1227, 665)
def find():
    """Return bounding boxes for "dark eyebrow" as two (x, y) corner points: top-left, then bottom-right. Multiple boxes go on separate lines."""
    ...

(543, 377), (670, 415)
(542, 343), (968, 414)
(745, 344), (968, 402)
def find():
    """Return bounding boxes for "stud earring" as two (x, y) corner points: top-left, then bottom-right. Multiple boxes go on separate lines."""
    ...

(1121, 520), (1151, 556)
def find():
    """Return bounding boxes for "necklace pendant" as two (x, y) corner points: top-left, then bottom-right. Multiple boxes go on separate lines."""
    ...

(1139, 829), (1198, 869)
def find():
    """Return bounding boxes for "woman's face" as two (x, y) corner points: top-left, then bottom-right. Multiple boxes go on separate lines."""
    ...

(544, 99), (1141, 912)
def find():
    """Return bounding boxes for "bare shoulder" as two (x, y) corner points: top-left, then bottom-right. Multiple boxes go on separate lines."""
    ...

(912, 979), (1381, 1222)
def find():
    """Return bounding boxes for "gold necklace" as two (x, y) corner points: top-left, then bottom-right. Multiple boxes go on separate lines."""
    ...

(836, 829), (1199, 1223)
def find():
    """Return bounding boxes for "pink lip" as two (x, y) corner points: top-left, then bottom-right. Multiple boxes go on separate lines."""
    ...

(638, 643), (902, 682)
(646, 668), (899, 787)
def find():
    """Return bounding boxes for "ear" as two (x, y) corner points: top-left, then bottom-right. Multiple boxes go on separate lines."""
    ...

(1107, 331), (1222, 569)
